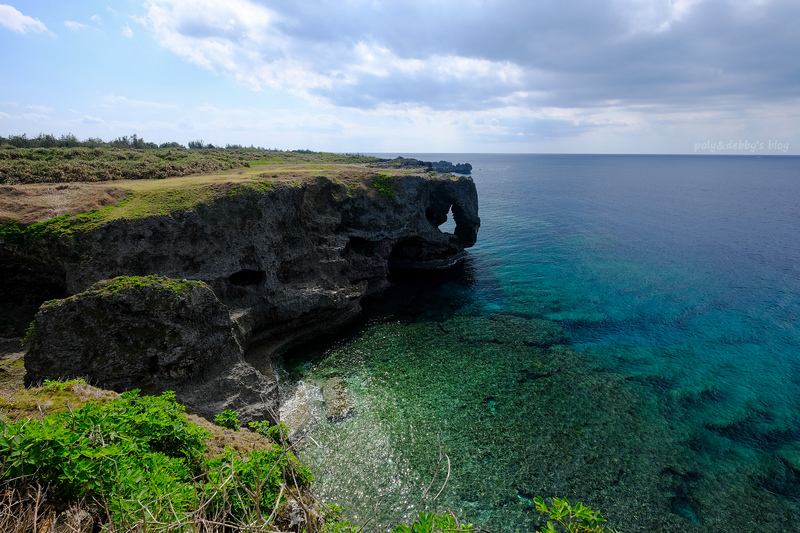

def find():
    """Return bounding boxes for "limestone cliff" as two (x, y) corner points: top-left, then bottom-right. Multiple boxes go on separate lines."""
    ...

(4, 172), (479, 421)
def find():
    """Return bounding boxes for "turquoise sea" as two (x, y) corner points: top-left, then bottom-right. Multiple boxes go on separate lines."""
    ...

(277, 154), (800, 532)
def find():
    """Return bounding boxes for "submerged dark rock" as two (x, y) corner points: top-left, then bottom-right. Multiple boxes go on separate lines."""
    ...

(323, 377), (355, 421)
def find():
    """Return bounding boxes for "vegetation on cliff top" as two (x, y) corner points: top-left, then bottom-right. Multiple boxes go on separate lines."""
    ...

(0, 168), (412, 240)
(371, 172), (397, 197)
(0, 142), (461, 234)
(0, 134), (379, 186)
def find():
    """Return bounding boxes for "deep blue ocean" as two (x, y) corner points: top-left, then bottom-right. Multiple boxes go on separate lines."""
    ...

(278, 154), (800, 532)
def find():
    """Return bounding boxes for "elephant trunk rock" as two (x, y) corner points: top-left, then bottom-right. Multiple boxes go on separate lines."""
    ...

(13, 173), (480, 422)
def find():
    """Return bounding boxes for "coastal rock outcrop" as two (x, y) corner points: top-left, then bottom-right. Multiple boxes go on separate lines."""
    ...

(370, 157), (472, 174)
(24, 276), (278, 423)
(4, 172), (479, 421)
(6, 174), (478, 351)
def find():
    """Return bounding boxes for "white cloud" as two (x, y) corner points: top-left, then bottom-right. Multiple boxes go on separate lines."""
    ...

(20, 112), (50, 121)
(0, 4), (49, 34)
(91, 15), (103, 25)
(350, 42), (523, 83)
(143, 0), (527, 108)
(103, 95), (178, 109)
(64, 20), (89, 30)
(26, 104), (54, 114)
(122, 24), (133, 37)
(145, 0), (286, 89)
(81, 115), (106, 124)
(129, 0), (800, 152)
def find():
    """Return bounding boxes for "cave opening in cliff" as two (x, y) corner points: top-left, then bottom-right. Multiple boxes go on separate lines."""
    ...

(439, 205), (457, 234)
(228, 269), (266, 286)
(425, 201), (458, 236)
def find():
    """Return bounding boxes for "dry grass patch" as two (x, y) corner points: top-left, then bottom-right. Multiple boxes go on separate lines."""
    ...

(189, 414), (280, 460)
(0, 183), (127, 225)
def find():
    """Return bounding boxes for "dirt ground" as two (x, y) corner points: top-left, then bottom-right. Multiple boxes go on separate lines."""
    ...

(0, 183), (127, 225)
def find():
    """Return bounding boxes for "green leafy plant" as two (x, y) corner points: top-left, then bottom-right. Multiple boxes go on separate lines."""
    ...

(42, 378), (85, 391)
(391, 511), (475, 533)
(0, 390), (317, 530)
(20, 321), (38, 346)
(321, 503), (357, 532)
(248, 419), (271, 436)
(0, 390), (208, 525)
(214, 408), (241, 431)
(266, 422), (291, 442)
(533, 496), (617, 533)
(204, 445), (313, 520)
(249, 420), (290, 443)
(371, 173), (396, 196)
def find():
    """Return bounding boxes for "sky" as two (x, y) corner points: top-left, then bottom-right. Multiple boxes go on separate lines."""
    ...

(1, 0), (799, 154)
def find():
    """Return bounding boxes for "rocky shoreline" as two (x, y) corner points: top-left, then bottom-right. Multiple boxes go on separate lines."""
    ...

(2, 170), (479, 424)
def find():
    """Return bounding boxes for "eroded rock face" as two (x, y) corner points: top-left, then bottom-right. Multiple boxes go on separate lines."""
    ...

(24, 277), (278, 423)
(11, 174), (479, 352)
(9, 173), (479, 422)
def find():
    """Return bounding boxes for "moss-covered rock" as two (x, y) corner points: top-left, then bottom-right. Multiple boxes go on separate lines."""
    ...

(24, 275), (278, 423)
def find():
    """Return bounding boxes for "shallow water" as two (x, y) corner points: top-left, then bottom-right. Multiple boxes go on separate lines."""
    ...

(278, 155), (800, 532)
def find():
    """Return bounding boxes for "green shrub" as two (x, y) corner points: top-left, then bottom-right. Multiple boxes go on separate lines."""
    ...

(322, 503), (355, 532)
(21, 321), (38, 346)
(204, 445), (313, 520)
(214, 409), (241, 431)
(0, 390), (208, 524)
(42, 378), (85, 391)
(372, 173), (396, 196)
(391, 511), (475, 533)
(0, 389), (317, 529)
(248, 419), (271, 436)
(533, 496), (617, 533)
(249, 420), (290, 442)
(266, 422), (291, 442)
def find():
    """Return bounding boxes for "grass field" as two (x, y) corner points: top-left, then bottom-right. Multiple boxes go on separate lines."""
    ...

(0, 147), (426, 227)
(0, 146), (379, 186)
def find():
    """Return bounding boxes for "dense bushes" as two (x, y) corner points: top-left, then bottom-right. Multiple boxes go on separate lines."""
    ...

(0, 389), (311, 531)
(0, 147), (244, 184)
(0, 144), (380, 185)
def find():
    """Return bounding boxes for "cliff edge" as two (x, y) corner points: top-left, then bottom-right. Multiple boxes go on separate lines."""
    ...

(3, 171), (479, 422)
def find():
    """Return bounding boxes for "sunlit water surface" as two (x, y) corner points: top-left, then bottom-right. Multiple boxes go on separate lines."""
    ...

(276, 155), (800, 532)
